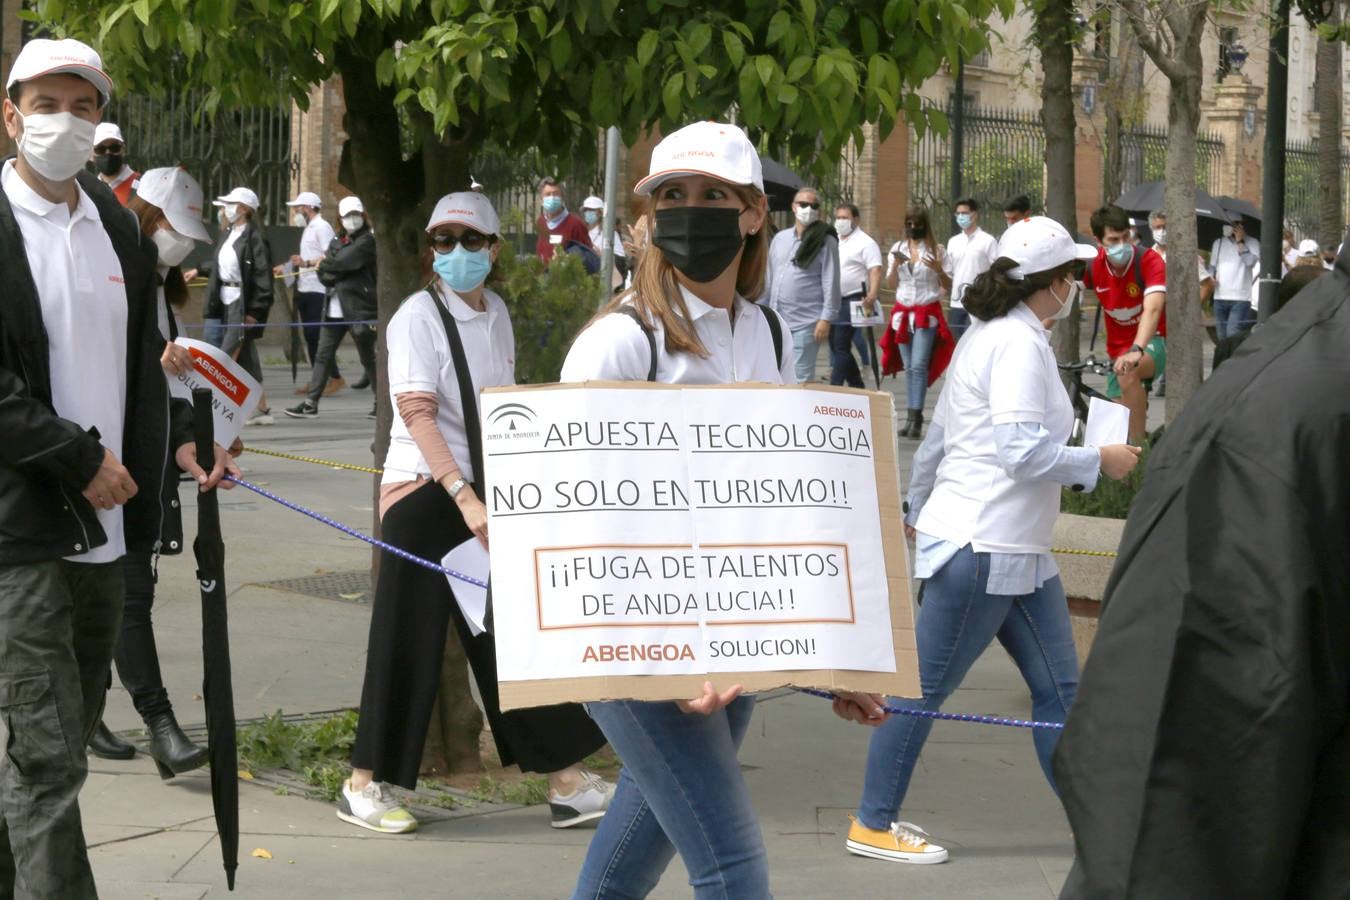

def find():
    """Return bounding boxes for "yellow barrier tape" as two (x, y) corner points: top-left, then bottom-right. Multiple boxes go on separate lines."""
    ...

(1051, 547), (1118, 558)
(241, 446), (383, 475)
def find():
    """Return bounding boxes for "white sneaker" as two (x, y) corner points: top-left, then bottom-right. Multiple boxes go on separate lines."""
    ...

(336, 779), (418, 834)
(245, 409), (274, 426)
(845, 816), (949, 864)
(549, 771), (615, 828)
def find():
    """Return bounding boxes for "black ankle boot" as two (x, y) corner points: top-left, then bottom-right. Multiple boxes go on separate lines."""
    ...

(911, 411), (925, 440)
(88, 721), (136, 760)
(900, 411), (916, 438)
(146, 713), (208, 779)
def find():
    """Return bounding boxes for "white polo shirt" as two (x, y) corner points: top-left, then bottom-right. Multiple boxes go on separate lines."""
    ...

(216, 225), (245, 305)
(297, 214), (336, 294)
(3, 161), (129, 563)
(561, 285), (794, 385)
(382, 280), (515, 486)
(945, 226), (999, 307)
(837, 228), (883, 298)
(916, 302), (1074, 555)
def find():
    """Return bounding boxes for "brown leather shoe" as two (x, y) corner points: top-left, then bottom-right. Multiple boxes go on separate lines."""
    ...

(322, 376), (346, 396)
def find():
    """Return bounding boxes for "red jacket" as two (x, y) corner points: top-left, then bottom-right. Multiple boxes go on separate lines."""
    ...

(878, 299), (955, 386)
(535, 211), (593, 264)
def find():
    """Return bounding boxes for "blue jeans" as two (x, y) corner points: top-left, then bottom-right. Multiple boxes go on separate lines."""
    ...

(790, 326), (818, 384)
(829, 324), (864, 387)
(947, 307), (971, 342)
(855, 546), (1079, 831)
(1213, 298), (1254, 340)
(853, 328), (872, 366)
(573, 696), (769, 899)
(897, 325), (937, 411)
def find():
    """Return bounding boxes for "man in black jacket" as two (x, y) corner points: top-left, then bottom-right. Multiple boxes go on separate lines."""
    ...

(1054, 237), (1350, 898)
(0, 39), (233, 897)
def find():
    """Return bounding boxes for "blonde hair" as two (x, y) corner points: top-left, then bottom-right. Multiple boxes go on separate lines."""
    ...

(582, 184), (769, 358)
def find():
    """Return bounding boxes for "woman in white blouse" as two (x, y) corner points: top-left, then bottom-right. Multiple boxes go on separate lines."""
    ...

(845, 218), (1140, 866)
(882, 206), (955, 439)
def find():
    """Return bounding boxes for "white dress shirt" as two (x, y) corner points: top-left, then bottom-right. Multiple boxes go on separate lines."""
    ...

(217, 225), (245, 305)
(297, 214), (336, 294)
(3, 161), (129, 563)
(945, 227), (999, 307)
(887, 241), (950, 306)
(383, 282), (516, 486)
(1209, 235), (1260, 301)
(562, 285), (794, 385)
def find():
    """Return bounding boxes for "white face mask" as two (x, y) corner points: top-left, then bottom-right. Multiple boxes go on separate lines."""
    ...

(1152, 228), (1167, 246)
(151, 227), (196, 267)
(223, 203), (242, 224)
(16, 111), (97, 183)
(342, 213), (364, 232)
(291, 211), (309, 228)
(834, 217), (854, 237)
(794, 204), (820, 226)
(1048, 279), (1080, 322)
(1222, 224), (1234, 239)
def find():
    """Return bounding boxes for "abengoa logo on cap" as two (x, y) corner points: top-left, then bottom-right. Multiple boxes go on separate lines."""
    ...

(670, 150), (716, 159)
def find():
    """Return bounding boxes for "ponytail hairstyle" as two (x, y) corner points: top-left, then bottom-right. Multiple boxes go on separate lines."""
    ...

(962, 257), (1078, 322)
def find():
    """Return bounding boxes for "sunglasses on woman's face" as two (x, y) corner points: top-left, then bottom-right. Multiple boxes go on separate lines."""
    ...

(93, 143), (124, 156)
(795, 200), (820, 210)
(429, 231), (493, 253)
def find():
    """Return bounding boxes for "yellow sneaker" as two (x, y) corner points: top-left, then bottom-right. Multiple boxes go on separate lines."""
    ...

(845, 815), (949, 864)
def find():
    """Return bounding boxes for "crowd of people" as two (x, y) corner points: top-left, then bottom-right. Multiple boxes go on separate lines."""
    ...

(1, 34), (1345, 900)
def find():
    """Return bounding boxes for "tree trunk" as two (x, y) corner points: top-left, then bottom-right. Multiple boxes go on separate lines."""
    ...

(1036, 0), (1082, 365)
(1158, 18), (1207, 424)
(1316, 10), (1343, 247)
(338, 45), (485, 776)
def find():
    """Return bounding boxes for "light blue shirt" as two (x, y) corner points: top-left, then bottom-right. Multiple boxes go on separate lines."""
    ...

(906, 420), (1100, 595)
(544, 207), (569, 230)
(767, 227), (842, 332)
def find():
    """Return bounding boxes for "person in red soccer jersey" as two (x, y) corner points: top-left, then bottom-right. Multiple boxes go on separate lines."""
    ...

(1082, 205), (1166, 443)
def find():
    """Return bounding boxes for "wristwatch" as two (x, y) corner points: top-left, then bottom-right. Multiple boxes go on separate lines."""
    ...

(445, 477), (468, 498)
(1129, 344), (1145, 357)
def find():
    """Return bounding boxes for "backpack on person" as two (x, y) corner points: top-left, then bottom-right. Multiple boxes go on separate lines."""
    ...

(614, 303), (783, 381)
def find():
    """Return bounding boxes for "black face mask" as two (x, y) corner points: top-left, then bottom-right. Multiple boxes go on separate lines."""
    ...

(651, 206), (745, 284)
(907, 224), (927, 239)
(95, 154), (124, 176)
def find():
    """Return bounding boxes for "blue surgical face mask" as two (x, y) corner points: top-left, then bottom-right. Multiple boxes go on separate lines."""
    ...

(542, 196), (563, 215)
(1106, 243), (1133, 266)
(955, 212), (973, 230)
(583, 210), (600, 225)
(434, 245), (493, 293)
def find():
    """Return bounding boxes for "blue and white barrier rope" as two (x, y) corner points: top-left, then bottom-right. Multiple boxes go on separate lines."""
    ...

(181, 319), (379, 330)
(224, 475), (1064, 731)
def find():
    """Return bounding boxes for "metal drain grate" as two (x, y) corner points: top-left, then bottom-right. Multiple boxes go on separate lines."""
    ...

(253, 569), (371, 604)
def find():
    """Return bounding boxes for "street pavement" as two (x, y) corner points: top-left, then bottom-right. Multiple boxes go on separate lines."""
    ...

(86, 343), (1134, 899)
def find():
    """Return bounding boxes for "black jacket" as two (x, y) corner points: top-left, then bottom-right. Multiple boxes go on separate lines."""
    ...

(0, 167), (189, 563)
(1055, 251), (1350, 898)
(317, 227), (377, 321)
(204, 219), (274, 328)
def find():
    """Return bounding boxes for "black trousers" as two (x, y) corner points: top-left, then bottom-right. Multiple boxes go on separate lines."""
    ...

(111, 551), (173, 721)
(351, 481), (605, 787)
(305, 317), (376, 404)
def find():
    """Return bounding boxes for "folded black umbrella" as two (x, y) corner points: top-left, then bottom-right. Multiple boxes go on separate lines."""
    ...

(192, 389), (239, 890)
(762, 157), (805, 213)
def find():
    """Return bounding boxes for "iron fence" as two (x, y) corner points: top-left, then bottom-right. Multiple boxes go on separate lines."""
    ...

(104, 91), (297, 226)
(1284, 139), (1350, 241)
(472, 140), (606, 247)
(1119, 123), (1224, 198)
(908, 102), (1046, 243)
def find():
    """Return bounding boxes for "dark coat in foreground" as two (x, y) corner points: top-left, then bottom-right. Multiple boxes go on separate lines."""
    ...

(1054, 247), (1350, 899)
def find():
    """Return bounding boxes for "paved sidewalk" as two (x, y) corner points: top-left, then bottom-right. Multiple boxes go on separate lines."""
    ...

(85, 354), (1120, 898)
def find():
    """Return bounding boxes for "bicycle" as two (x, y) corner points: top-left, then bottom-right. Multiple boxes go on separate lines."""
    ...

(1057, 356), (1114, 446)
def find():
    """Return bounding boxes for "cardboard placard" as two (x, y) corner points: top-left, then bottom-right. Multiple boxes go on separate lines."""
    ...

(167, 338), (262, 448)
(484, 381), (918, 710)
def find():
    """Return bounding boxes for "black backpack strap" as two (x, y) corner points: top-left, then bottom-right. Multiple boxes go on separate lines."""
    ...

(1132, 250), (1146, 297)
(760, 303), (784, 369)
(426, 282), (485, 492)
(616, 305), (658, 382)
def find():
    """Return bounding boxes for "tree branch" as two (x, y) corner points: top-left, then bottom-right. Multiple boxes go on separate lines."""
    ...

(1118, 0), (1189, 82)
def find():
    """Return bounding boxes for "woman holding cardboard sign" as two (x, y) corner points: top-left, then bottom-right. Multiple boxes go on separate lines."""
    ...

(562, 121), (888, 900)
(341, 191), (611, 836)
(845, 218), (1140, 866)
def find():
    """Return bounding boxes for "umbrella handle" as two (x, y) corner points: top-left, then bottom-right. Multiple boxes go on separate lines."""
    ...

(192, 388), (216, 474)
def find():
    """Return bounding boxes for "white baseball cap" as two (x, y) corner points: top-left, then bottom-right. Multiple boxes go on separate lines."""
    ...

(634, 121), (764, 196)
(93, 122), (125, 147)
(6, 38), (114, 108)
(286, 191), (322, 209)
(426, 191), (500, 236)
(581, 195), (604, 210)
(136, 167), (212, 243)
(213, 187), (260, 210)
(998, 216), (1098, 280)
(338, 196), (365, 216)
(1297, 238), (1320, 257)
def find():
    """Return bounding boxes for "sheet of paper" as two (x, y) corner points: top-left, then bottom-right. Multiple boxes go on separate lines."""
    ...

(850, 300), (884, 327)
(1084, 397), (1131, 448)
(168, 338), (262, 448)
(442, 538), (490, 636)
